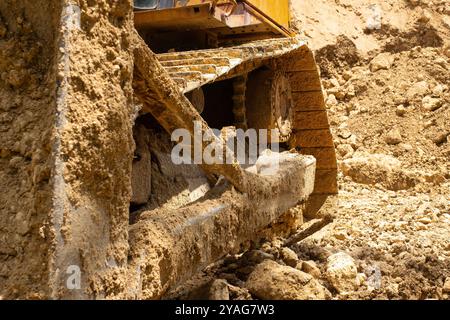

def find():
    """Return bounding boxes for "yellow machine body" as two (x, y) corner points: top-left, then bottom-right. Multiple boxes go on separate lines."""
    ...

(134, 0), (292, 39)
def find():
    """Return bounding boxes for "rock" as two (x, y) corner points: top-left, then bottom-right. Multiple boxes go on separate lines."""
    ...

(326, 252), (358, 294)
(326, 94), (338, 106)
(341, 152), (418, 190)
(432, 84), (446, 97)
(443, 44), (450, 58)
(243, 250), (274, 265)
(385, 128), (402, 145)
(280, 247), (299, 267)
(245, 260), (330, 300)
(406, 81), (429, 101)
(395, 105), (407, 116)
(227, 284), (252, 300)
(370, 53), (394, 72)
(337, 128), (352, 139)
(345, 102), (357, 114)
(337, 144), (354, 157)
(333, 230), (348, 240)
(330, 78), (340, 88)
(443, 278), (450, 293)
(301, 260), (322, 278)
(422, 96), (443, 111)
(356, 273), (367, 287)
(399, 143), (413, 152)
(208, 279), (230, 300)
(347, 134), (361, 150)
(15, 211), (30, 236)
(342, 70), (353, 81)
(422, 172), (446, 185)
(393, 94), (407, 105)
(430, 131), (449, 145)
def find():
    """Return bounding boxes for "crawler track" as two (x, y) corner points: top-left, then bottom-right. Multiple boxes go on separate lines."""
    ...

(133, 36), (337, 213)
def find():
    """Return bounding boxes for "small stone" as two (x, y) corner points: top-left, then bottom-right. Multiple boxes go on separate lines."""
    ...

(418, 217), (432, 224)
(330, 78), (340, 88)
(443, 278), (450, 293)
(302, 260), (322, 278)
(406, 81), (429, 101)
(337, 128), (352, 139)
(393, 94), (407, 105)
(326, 252), (359, 294)
(15, 211), (30, 236)
(280, 247), (299, 267)
(347, 135), (361, 150)
(335, 90), (346, 100)
(432, 84), (446, 97)
(422, 96), (443, 111)
(337, 144), (354, 157)
(245, 260), (330, 300)
(342, 70), (353, 81)
(243, 250), (274, 265)
(430, 131), (449, 145)
(399, 143), (413, 152)
(333, 230), (348, 240)
(443, 44), (450, 58)
(346, 102), (357, 114)
(385, 128), (402, 145)
(356, 273), (367, 287)
(396, 105), (407, 116)
(208, 279), (230, 300)
(370, 53), (394, 72)
(327, 94), (338, 106)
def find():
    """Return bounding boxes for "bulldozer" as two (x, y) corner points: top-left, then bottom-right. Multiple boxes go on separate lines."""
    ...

(128, 0), (338, 298)
(0, 0), (336, 299)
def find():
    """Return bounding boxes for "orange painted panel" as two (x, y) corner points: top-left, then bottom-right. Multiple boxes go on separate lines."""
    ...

(244, 0), (290, 28)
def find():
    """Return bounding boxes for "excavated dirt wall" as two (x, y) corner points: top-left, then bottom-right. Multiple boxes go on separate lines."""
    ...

(53, 0), (134, 299)
(0, 0), (62, 299)
(0, 0), (135, 299)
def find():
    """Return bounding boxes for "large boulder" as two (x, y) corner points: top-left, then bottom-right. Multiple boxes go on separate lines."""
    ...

(245, 260), (330, 300)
